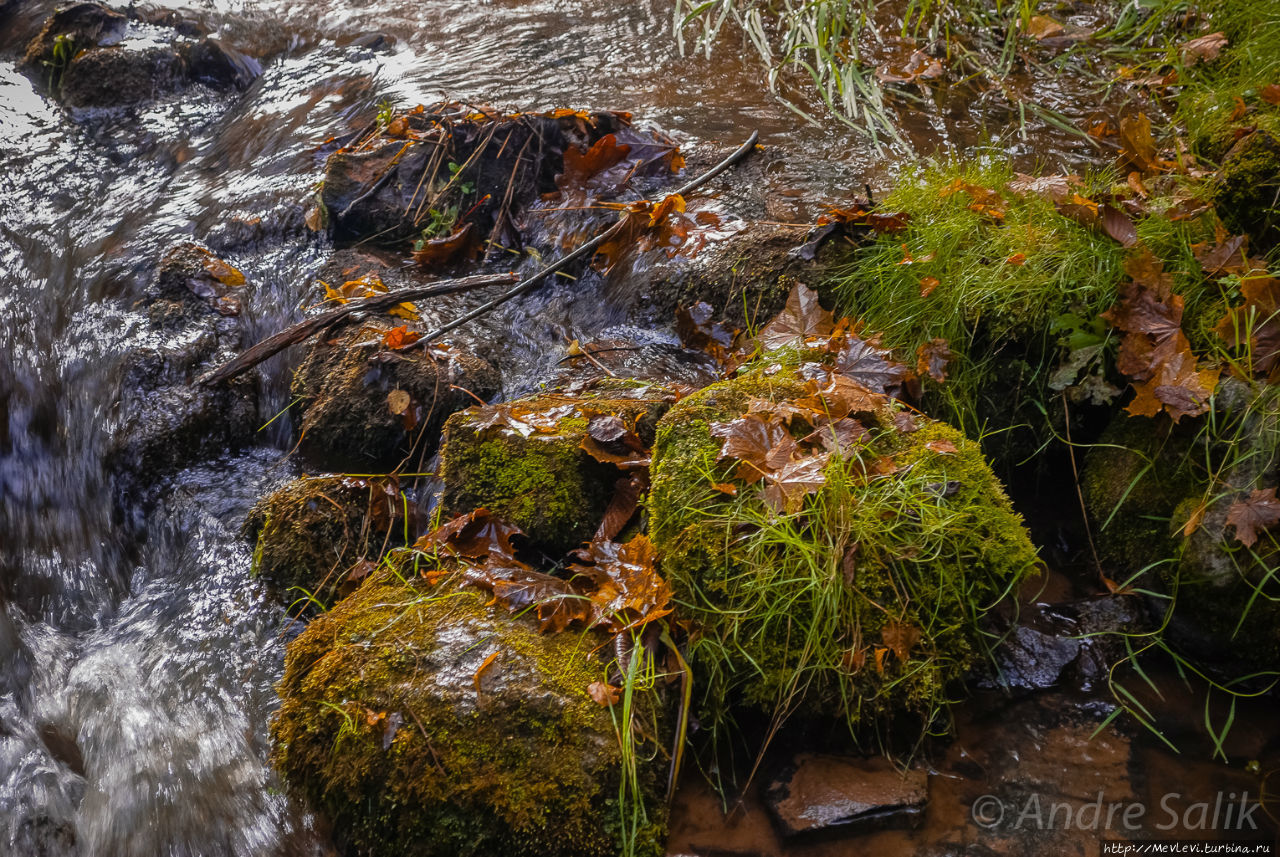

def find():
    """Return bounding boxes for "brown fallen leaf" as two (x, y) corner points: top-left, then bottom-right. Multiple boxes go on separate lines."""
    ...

(1179, 32), (1228, 66)
(588, 681), (621, 706)
(758, 282), (835, 349)
(761, 452), (830, 514)
(596, 474), (645, 542)
(382, 325), (422, 350)
(1214, 273), (1280, 378)
(710, 413), (794, 483)
(881, 621), (921, 663)
(387, 389), (411, 416)
(832, 335), (909, 396)
(1225, 488), (1280, 547)
(1101, 205), (1139, 247)
(1025, 14), (1065, 40)
(412, 222), (480, 269)
(925, 439), (958, 455)
(568, 534), (672, 632)
(473, 651), (499, 694)
(919, 275), (941, 297)
(1118, 113), (1161, 174)
(1262, 84), (1280, 106)
(916, 338), (953, 383)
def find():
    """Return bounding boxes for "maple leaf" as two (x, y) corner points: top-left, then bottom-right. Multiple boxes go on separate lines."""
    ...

(477, 563), (591, 633)
(1123, 350), (1218, 421)
(1118, 113), (1162, 175)
(915, 338), (953, 383)
(794, 374), (885, 421)
(596, 474), (645, 542)
(757, 282), (834, 349)
(1225, 488), (1280, 548)
(382, 326), (422, 350)
(415, 508), (523, 562)
(801, 417), (869, 455)
(412, 223), (479, 269)
(568, 535), (672, 632)
(832, 336), (909, 396)
(1193, 232), (1250, 276)
(556, 133), (632, 193)
(588, 681), (621, 706)
(1179, 32), (1228, 66)
(710, 413), (794, 483)
(760, 452), (830, 514)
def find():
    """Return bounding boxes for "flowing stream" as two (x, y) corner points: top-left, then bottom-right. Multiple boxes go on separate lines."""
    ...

(0, 1), (1271, 855)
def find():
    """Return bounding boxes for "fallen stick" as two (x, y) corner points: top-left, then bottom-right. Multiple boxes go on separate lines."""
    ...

(197, 271), (519, 386)
(413, 130), (760, 346)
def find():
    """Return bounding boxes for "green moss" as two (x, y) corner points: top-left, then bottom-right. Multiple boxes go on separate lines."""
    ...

(439, 390), (672, 554)
(648, 371), (1040, 735)
(244, 476), (391, 601)
(1211, 130), (1280, 250)
(272, 567), (666, 857)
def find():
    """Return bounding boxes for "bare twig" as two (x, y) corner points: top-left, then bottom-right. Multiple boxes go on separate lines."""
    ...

(197, 271), (518, 387)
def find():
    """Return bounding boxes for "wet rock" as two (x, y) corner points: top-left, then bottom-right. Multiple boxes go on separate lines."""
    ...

(765, 754), (928, 838)
(244, 474), (419, 601)
(1212, 130), (1280, 251)
(1083, 382), (1280, 671)
(21, 3), (126, 73)
(183, 37), (261, 91)
(272, 568), (667, 857)
(107, 243), (256, 487)
(22, 2), (261, 108)
(319, 106), (638, 247)
(291, 321), (500, 471)
(993, 624), (1081, 693)
(60, 44), (186, 109)
(639, 221), (853, 329)
(439, 381), (676, 554)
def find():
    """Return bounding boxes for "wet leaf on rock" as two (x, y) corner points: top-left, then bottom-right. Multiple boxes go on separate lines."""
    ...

(382, 326), (423, 350)
(596, 473), (646, 541)
(588, 681), (622, 706)
(676, 302), (739, 363)
(580, 414), (650, 469)
(760, 452), (830, 514)
(1225, 488), (1280, 548)
(412, 223), (480, 269)
(710, 413), (794, 484)
(832, 336), (909, 396)
(415, 508), (524, 562)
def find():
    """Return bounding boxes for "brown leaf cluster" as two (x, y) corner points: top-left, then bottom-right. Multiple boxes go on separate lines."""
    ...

(1102, 250), (1218, 421)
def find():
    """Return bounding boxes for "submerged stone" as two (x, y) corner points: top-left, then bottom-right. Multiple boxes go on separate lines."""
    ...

(765, 754), (928, 838)
(272, 569), (667, 857)
(107, 243), (256, 489)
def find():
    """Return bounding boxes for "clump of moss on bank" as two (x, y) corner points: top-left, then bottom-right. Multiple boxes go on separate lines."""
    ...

(272, 565), (667, 857)
(648, 367), (1040, 739)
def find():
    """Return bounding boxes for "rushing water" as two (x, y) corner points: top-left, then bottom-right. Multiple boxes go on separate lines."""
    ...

(0, 1), (1270, 855)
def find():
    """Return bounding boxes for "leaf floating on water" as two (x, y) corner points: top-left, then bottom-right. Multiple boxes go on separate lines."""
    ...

(1225, 488), (1280, 548)
(1025, 15), (1064, 40)
(1117, 113), (1163, 175)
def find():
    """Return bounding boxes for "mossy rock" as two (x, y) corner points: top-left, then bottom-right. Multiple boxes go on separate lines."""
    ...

(1079, 412), (1199, 575)
(21, 2), (126, 74)
(648, 371), (1040, 730)
(1082, 384), (1280, 671)
(292, 322), (500, 470)
(244, 475), (405, 601)
(1211, 130), (1280, 252)
(439, 383), (674, 554)
(272, 569), (666, 857)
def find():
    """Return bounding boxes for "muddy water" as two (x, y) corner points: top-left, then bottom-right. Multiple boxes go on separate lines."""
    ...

(0, 1), (1273, 856)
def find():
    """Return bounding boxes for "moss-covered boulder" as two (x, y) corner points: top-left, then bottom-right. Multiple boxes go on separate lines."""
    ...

(1212, 130), (1280, 251)
(272, 569), (666, 857)
(244, 475), (411, 601)
(1083, 384), (1280, 670)
(292, 321), (500, 470)
(648, 369), (1040, 731)
(439, 383), (674, 554)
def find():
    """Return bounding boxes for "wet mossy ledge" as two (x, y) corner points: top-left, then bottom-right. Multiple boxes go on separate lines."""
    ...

(271, 567), (667, 857)
(648, 366), (1041, 734)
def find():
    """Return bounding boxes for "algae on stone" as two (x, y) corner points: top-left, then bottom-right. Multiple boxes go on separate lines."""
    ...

(271, 568), (667, 857)
(648, 371), (1040, 732)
